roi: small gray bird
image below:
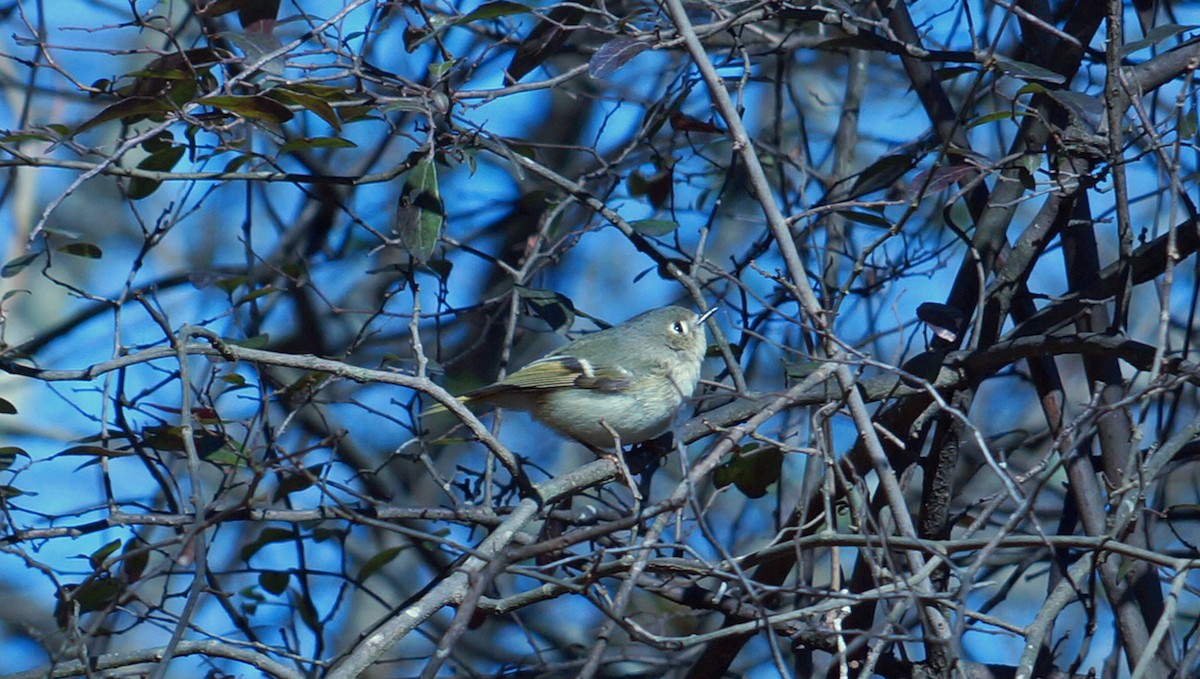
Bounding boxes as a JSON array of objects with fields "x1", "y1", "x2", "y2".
[{"x1": 427, "y1": 305, "x2": 714, "y2": 448}]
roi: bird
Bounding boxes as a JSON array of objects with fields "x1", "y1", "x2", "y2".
[{"x1": 425, "y1": 305, "x2": 715, "y2": 449}]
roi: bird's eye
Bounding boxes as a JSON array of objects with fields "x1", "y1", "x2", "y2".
[{"x1": 672, "y1": 321, "x2": 686, "y2": 334}]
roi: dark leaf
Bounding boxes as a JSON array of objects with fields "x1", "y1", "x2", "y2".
[
  {"x1": 127, "y1": 145, "x2": 186, "y2": 199},
  {"x1": 238, "y1": 0, "x2": 281, "y2": 28},
  {"x1": 916, "y1": 302, "x2": 965, "y2": 337},
  {"x1": 908, "y1": 163, "x2": 976, "y2": 197},
  {"x1": 934, "y1": 66, "x2": 979, "y2": 81},
  {"x1": 0, "y1": 397, "x2": 16, "y2": 414},
  {"x1": 273, "y1": 464, "x2": 327, "y2": 502},
  {"x1": 201, "y1": 94, "x2": 294, "y2": 124},
  {"x1": 195, "y1": 0, "x2": 256, "y2": 17},
  {"x1": 56, "y1": 445, "x2": 132, "y2": 458},
  {"x1": 1119, "y1": 23, "x2": 1197, "y2": 57},
  {"x1": 589, "y1": 37, "x2": 650, "y2": 78},
  {"x1": 2, "y1": 252, "x2": 41, "y2": 278},
  {"x1": 1045, "y1": 90, "x2": 1104, "y2": 128},
  {"x1": 74, "y1": 97, "x2": 174, "y2": 136},
  {"x1": 240, "y1": 527, "x2": 295, "y2": 562},
  {"x1": 259, "y1": 570, "x2": 289, "y2": 595},
  {"x1": 121, "y1": 541, "x2": 148, "y2": 583},
  {"x1": 279, "y1": 136, "x2": 357, "y2": 152},
  {"x1": 451, "y1": 1, "x2": 531, "y2": 25},
  {"x1": 843, "y1": 153, "x2": 917, "y2": 201},
  {"x1": 900, "y1": 351, "x2": 947, "y2": 382},
  {"x1": 783, "y1": 360, "x2": 825, "y2": 382},
  {"x1": 290, "y1": 588, "x2": 322, "y2": 635},
  {"x1": 835, "y1": 209, "x2": 892, "y2": 229},
  {"x1": 993, "y1": 56, "x2": 1066, "y2": 84},
  {"x1": 630, "y1": 219, "x2": 679, "y2": 236},
  {"x1": 669, "y1": 111, "x2": 723, "y2": 133},
  {"x1": 988, "y1": 429, "x2": 1032, "y2": 454},
  {"x1": 505, "y1": 3, "x2": 587, "y2": 83},
  {"x1": 643, "y1": 167, "x2": 673, "y2": 209},
  {"x1": 516, "y1": 286, "x2": 576, "y2": 333}
]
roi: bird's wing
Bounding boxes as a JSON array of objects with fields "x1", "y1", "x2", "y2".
[{"x1": 489, "y1": 355, "x2": 632, "y2": 393}]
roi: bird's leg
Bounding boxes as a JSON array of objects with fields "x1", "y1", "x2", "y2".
[{"x1": 594, "y1": 421, "x2": 642, "y2": 503}]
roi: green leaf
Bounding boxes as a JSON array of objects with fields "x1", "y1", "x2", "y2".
[
  {"x1": 714, "y1": 446, "x2": 784, "y2": 499},
  {"x1": 1014, "y1": 83, "x2": 1048, "y2": 98},
  {"x1": 202, "y1": 440, "x2": 250, "y2": 467},
  {"x1": 967, "y1": 110, "x2": 1032, "y2": 129},
  {"x1": 56, "y1": 242, "x2": 104, "y2": 259},
  {"x1": 235, "y1": 285, "x2": 282, "y2": 305},
  {"x1": 89, "y1": 539, "x2": 122, "y2": 569},
  {"x1": 140, "y1": 424, "x2": 229, "y2": 458},
  {"x1": 428, "y1": 60, "x2": 455, "y2": 78},
  {"x1": 0, "y1": 484, "x2": 28, "y2": 498},
  {"x1": 630, "y1": 219, "x2": 679, "y2": 236},
  {"x1": 227, "y1": 333, "x2": 270, "y2": 349},
  {"x1": 395, "y1": 159, "x2": 444, "y2": 265},
  {"x1": 0, "y1": 447, "x2": 28, "y2": 472},
  {"x1": 0, "y1": 132, "x2": 54, "y2": 143},
  {"x1": 357, "y1": 545, "x2": 407, "y2": 581},
  {"x1": 55, "y1": 573, "x2": 120, "y2": 627},
  {"x1": 1180, "y1": 106, "x2": 1198, "y2": 141},
  {"x1": 270, "y1": 87, "x2": 342, "y2": 131}
]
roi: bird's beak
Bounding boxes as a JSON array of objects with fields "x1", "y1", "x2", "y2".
[{"x1": 697, "y1": 307, "x2": 718, "y2": 323}]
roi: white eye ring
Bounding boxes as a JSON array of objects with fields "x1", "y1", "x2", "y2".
[{"x1": 672, "y1": 321, "x2": 686, "y2": 334}]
